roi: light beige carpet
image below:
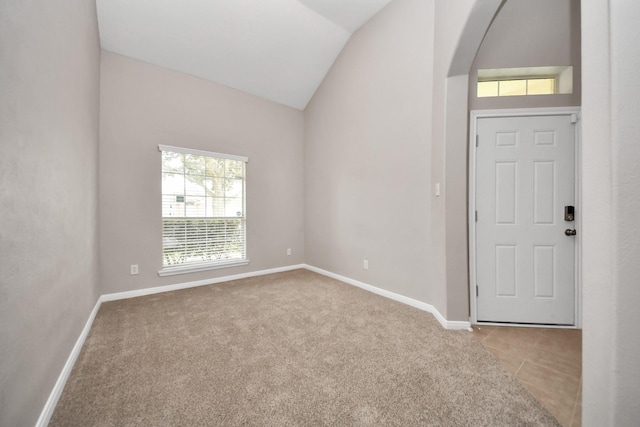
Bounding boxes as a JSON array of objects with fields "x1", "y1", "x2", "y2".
[{"x1": 50, "y1": 269, "x2": 560, "y2": 426}]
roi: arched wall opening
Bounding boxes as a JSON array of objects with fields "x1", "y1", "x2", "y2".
[
  {"x1": 437, "y1": 0, "x2": 581, "y2": 322},
  {"x1": 430, "y1": 0, "x2": 504, "y2": 322},
  {"x1": 441, "y1": 1, "x2": 640, "y2": 422}
]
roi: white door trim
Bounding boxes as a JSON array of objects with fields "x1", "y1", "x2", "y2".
[{"x1": 469, "y1": 107, "x2": 582, "y2": 328}]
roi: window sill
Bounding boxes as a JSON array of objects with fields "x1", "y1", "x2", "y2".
[{"x1": 158, "y1": 260, "x2": 250, "y2": 277}]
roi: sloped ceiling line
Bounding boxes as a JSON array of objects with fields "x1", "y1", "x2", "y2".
[{"x1": 97, "y1": 0, "x2": 393, "y2": 110}]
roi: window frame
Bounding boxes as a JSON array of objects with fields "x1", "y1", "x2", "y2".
[
  {"x1": 157, "y1": 145, "x2": 249, "y2": 277},
  {"x1": 477, "y1": 76, "x2": 558, "y2": 98},
  {"x1": 476, "y1": 66, "x2": 573, "y2": 98}
]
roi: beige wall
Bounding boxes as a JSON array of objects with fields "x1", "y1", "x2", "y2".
[
  {"x1": 430, "y1": 0, "x2": 485, "y2": 321},
  {"x1": 582, "y1": 0, "x2": 640, "y2": 424},
  {"x1": 0, "y1": 0, "x2": 101, "y2": 425},
  {"x1": 99, "y1": 52, "x2": 305, "y2": 294},
  {"x1": 9, "y1": 0, "x2": 640, "y2": 424},
  {"x1": 469, "y1": 0, "x2": 582, "y2": 110},
  {"x1": 304, "y1": 0, "x2": 435, "y2": 303}
]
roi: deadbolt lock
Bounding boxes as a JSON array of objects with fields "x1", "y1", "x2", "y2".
[{"x1": 564, "y1": 206, "x2": 575, "y2": 222}]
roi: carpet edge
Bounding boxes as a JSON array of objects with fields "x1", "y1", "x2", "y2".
[
  {"x1": 101, "y1": 264, "x2": 307, "y2": 302},
  {"x1": 36, "y1": 298, "x2": 102, "y2": 427},
  {"x1": 40, "y1": 262, "x2": 473, "y2": 425},
  {"x1": 303, "y1": 264, "x2": 472, "y2": 331}
]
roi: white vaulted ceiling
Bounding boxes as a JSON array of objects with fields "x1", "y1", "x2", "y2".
[{"x1": 96, "y1": 0, "x2": 393, "y2": 110}]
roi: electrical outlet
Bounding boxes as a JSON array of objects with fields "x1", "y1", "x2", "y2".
[
  {"x1": 287, "y1": 248, "x2": 292, "y2": 256},
  {"x1": 130, "y1": 264, "x2": 139, "y2": 275},
  {"x1": 363, "y1": 259, "x2": 369, "y2": 270}
]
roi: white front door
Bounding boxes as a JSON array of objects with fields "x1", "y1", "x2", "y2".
[{"x1": 474, "y1": 113, "x2": 577, "y2": 325}]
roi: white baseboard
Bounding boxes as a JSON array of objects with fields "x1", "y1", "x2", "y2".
[
  {"x1": 100, "y1": 264, "x2": 307, "y2": 302},
  {"x1": 303, "y1": 264, "x2": 472, "y2": 331},
  {"x1": 35, "y1": 263, "x2": 305, "y2": 426},
  {"x1": 35, "y1": 299, "x2": 102, "y2": 427},
  {"x1": 37, "y1": 262, "x2": 469, "y2": 425}
]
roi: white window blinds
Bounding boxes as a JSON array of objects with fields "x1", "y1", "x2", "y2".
[{"x1": 159, "y1": 145, "x2": 248, "y2": 273}]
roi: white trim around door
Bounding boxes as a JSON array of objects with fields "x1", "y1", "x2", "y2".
[{"x1": 469, "y1": 107, "x2": 582, "y2": 328}]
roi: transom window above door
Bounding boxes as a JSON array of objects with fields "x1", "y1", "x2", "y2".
[{"x1": 477, "y1": 66, "x2": 573, "y2": 98}]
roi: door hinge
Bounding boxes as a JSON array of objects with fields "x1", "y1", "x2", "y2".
[
  {"x1": 475, "y1": 210, "x2": 478, "y2": 222},
  {"x1": 476, "y1": 135, "x2": 479, "y2": 147},
  {"x1": 476, "y1": 285, "x2": 479, "y2": 297}
]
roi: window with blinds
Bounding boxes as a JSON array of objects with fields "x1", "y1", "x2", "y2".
[{"x1": 158, "y1": 145, "x2": 248, "y2": 275}]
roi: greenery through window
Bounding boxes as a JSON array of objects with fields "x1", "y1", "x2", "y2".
[{"x1": 160, "y1": 146, "x2": 247, "y2": 271}]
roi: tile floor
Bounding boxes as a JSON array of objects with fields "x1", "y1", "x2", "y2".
[{"x1": 472, "y1": 325, "x2": 582, "y2": 427}]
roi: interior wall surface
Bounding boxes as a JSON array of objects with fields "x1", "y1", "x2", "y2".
[
  {"x1": 429, "y1": 0, "x2": 478, "y2": 321},
  {"x1": 304, "y1": 0, "x2": 436, "y2": 304},
  {"x1": 608, "y1": 0, "x2": 640, "y2": 419},
  {"x1": 431, "y1": 0, "x2": 503, "y2": 321},
  {"x1": 469, "y1": 0, "x2": 582, "y2": 110},
  {"x1": 99, "y1": 52, "x2": 305, "y2": 294},
  {"x1": 581, "y1": 0, "x2": 640, "y2": 424},
  {"x1": 0, "y1": 0, "x2": 101, "y2": 425}
]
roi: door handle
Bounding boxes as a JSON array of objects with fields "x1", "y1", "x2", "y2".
[{"x1": 565, "y1": 229, "x2": 577, "y2": 236}]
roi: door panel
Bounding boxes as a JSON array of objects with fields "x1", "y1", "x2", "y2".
[{"x1": 475, "y1": 115, "x2": 576, "y2": 325}]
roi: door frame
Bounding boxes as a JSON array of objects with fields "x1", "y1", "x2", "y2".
[{"x1": 468, "y1": 107, "x2": 582, "y2": 328}]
